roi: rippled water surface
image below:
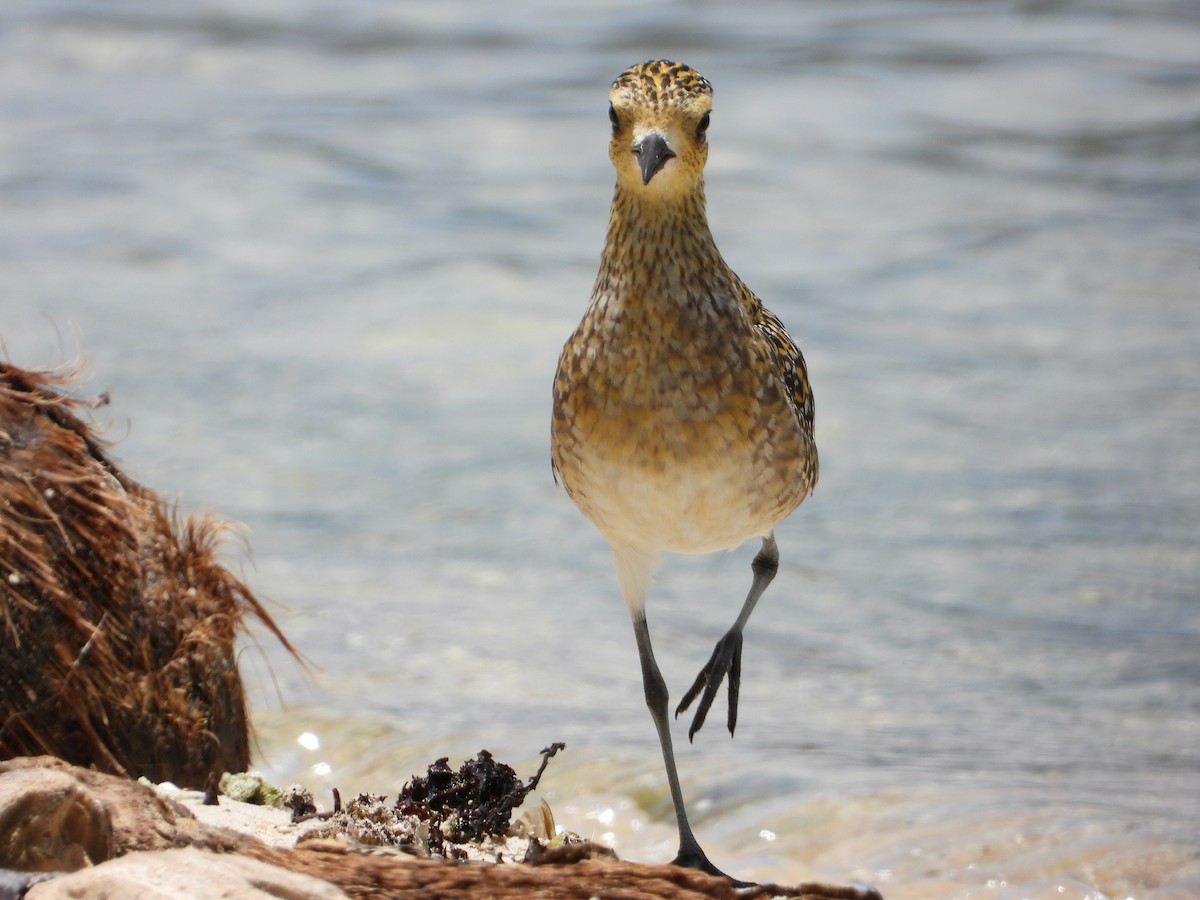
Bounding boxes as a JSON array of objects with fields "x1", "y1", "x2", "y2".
[{"x1": 4, "y1": 2, "x2": 1199, "y2": 897}]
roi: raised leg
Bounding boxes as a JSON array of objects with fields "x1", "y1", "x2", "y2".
[{"x1": 676, "y1": 532, "x2": 779, "y2": 741}]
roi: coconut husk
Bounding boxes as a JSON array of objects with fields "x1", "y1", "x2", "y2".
[{"x1": 0, "y1": 362, "x2": 297, "y2": 788}]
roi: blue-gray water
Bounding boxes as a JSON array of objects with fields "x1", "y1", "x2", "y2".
[{"x1": 4, "y1": 2, "x2": 1199, "y2": 897}]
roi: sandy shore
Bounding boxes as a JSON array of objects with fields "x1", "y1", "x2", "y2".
[{"x1": 0, "y1": 756, "x2": 880, "y2": 899}]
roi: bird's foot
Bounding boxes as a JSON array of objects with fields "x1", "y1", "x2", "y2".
[
  {"x1": 672, "y1": 844, "x2": 754, "y2": 888},
  {"x1": 675, "y1": 628, "x2": 742, "y2": 741},
  {"x1": 675, "y1": 846, "x2": 885, "y2": 898}
]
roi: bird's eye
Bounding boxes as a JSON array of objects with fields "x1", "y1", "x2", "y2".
[
  {"x1": 696, "y1": 111, "x2": 711, "y2": 139},
  {"x1": 608, "y1": 103, "x2": 620, "y2": 134}
]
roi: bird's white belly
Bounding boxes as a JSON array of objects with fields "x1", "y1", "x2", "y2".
[{"x1": 569, "y1": 450, "x2": 779, "y2": 555}]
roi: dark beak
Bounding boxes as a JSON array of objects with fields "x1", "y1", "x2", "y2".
[{"x1": 633, "y1": 132, "x2": 675, "y2": 185}]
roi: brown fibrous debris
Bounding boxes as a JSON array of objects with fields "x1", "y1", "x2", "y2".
[{"x1": 0, "y1": 362, "x2": 299, "y2": 788}]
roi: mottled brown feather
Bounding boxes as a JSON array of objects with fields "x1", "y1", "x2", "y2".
[{"x1": 552, "y1": 60, "x2": 816, "y2": 557}]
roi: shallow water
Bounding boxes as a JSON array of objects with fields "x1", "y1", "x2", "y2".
[{"x1": 4, "y1": 1, "x2": 1199, "y2": 896}]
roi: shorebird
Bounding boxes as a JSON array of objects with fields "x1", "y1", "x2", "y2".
[{"x1": 551, "y1": 60, "x2": 818, "y2": 882}]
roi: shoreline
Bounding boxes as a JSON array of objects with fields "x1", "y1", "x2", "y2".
[{"x1": 0, "y1": 755, "x2": 877, "y2": 899}]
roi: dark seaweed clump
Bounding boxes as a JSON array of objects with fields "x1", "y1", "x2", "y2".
[{"x1": 396, "y1": 743, "x2": 565, "y2": 854}]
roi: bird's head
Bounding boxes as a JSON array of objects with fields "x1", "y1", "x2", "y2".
[{"x1": 607, "y1": 60, "x2": 713, "y2": 199}]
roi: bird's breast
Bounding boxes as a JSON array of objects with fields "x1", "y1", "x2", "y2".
[{"x1": 551, "y1": 289, "x2": 813, "y2": 553}]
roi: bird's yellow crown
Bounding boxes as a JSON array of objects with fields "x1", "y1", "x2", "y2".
[{"x1": 608, "y1": 60, "x2": 714, "y2": 198}]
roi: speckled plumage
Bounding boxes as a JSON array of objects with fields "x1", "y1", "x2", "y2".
[
  {"x1": 549, "y1": 60, "x2": 819, "y2": 884},
  {"x1": 552, "y1": 60, "x2": 816, "y2": 561}
]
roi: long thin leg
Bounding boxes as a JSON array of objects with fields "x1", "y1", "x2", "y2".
[
  {"x1": 610, "y1": 543, "x2": 748, "y2": 884},
  {"x1": 676, "y1": 532, "x2": 779, "y2": 741},
  {"x1": 632, "y1": 613, "x2": 748, "y2": 886}
]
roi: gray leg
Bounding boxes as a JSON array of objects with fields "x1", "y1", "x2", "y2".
[
  {"x1": 675, "y1": 532, "x2": 779, "y2": 741},
  {"x1": 632, "y1": 614, "x2": 747, "y2": 884}
]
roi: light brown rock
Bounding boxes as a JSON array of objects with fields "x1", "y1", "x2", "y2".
[
  {"x1": 25, "y1": 847, "x2": 347, "y2": 900},
  {"x1": 0, "y1": 757, "x2": 251, "y2": 859},
  {"x1": 0, "y1": 767, "x2": 112, "y2": 871}
]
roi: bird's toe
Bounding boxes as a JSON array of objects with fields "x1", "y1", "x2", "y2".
[{"x1": 675, "y1": 629, "x2": 743, "y2": 741}]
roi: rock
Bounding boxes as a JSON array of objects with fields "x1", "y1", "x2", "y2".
[
  {"x1": 0, "y1": 757, "x2": 251, "y2": 858},
  {"x1": 0, "y1": 363, "x2": 298, "y2": 789},
  {"x1": 219, "y1": 772, "x2": 282, "y2": 807},
  {"x1": 0, "y1": 759, "x2": 334, "y2": 898},
  {"x1": 24, "y1": 847, "x2": 348, "y2": 900},
  {"x1": 0, "y1": 766, "x2": 112, "y2": 872}
]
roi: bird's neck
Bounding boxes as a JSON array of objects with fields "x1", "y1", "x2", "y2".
[{"x1": 597, "y1": 181, "x2": 728, "y2": 302}]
